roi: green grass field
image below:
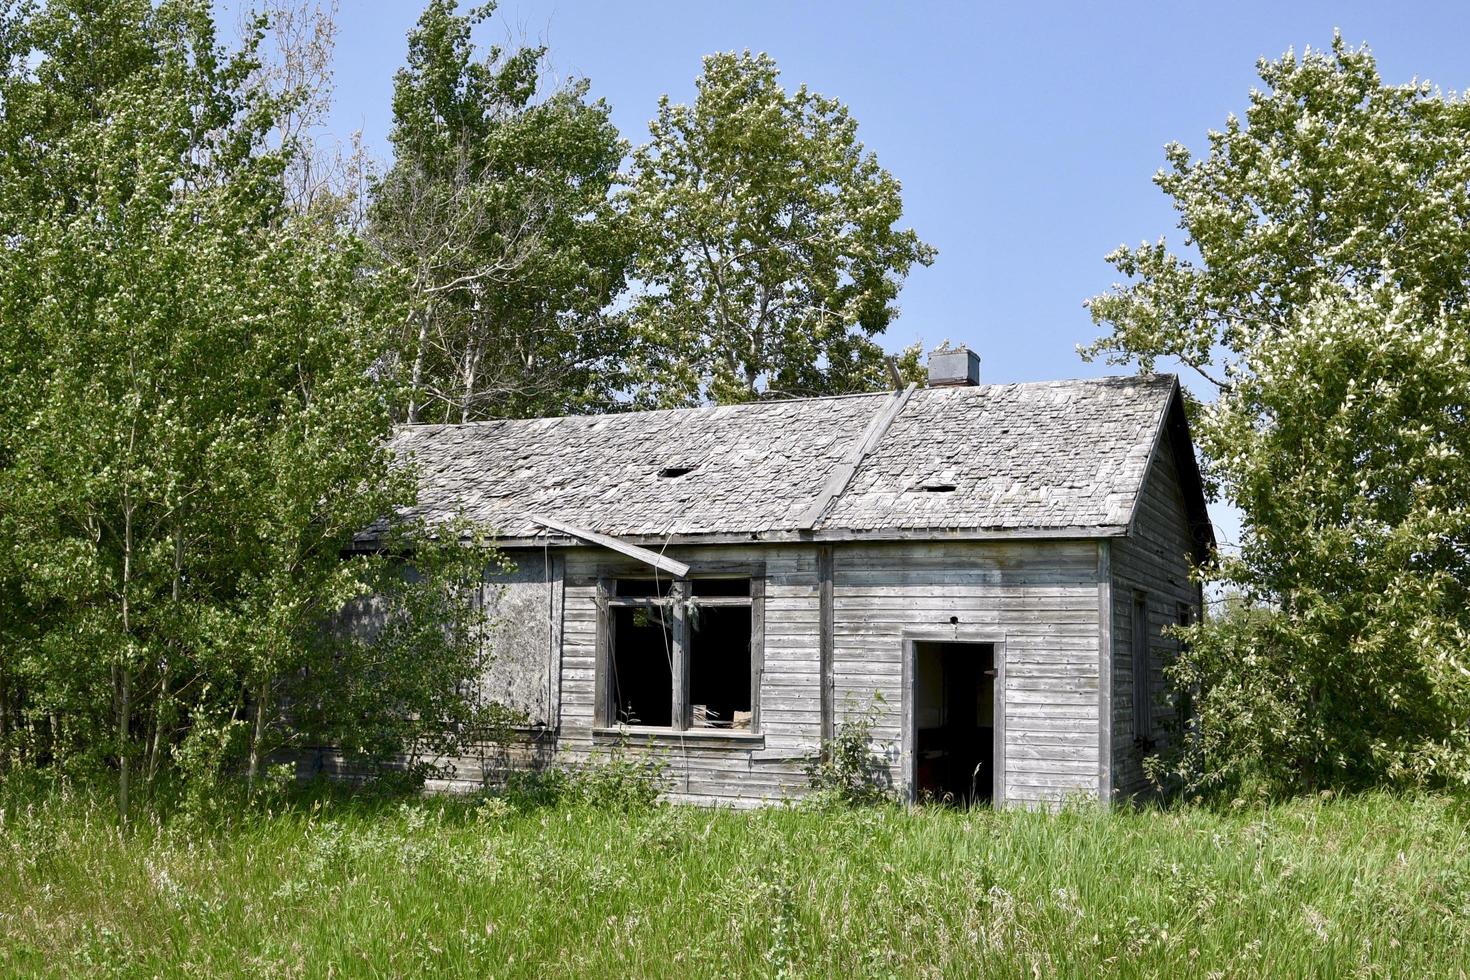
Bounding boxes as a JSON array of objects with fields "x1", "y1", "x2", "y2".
[{"x1": 2, "y1": 785, "x2": 1468, "y2": 978}]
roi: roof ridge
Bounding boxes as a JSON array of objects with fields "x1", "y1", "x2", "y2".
[
  {"x1": 393, "y1": 372, "x2": 1177, "y2": 433},
  {"x1": 392, "y1": 387, "x2": 893, "y2": 432}
]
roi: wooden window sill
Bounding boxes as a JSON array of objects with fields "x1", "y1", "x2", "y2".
[{"x1": 592, "y1": 726, "x2": 764, "y2": 747}]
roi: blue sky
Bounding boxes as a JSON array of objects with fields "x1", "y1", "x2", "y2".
[{"x1": 227, "y1": 1, "x2": 1470, "y2": 545}]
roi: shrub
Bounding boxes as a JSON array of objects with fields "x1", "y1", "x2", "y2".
[
  {"x1": 498, "y1": 739, "x2": 667, "y2": 812},
  {"x1": 805, "y1": 695, "x2": 895, "y2": 806}
]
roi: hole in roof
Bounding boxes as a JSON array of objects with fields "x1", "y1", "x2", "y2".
[
  {"x1": 921, "y1": 483, "x2": 957, "y2": 493},
  {"x1": 658, "y1": 465, "x2": 697, "y2": 479}
]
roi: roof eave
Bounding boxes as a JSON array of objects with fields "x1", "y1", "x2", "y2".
[
  {"x1": 347, "y1": 523, "x2": 1131, "y2": 553},
  {"x1": 1121, "y1": 375, "x2": 1216, "y2": 562}
]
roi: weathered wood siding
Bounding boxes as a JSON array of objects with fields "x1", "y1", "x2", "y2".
[
  {"x1": 830, "y1": 540, "x2": 1103, "y2": 807},
  {"x1": 478, "y1": 555, "x2": 564, "y2": 728},
  {"x1": 553, "y1": 545, "x2": 818, "y2": 806},
  {"x1": 330, "y1": 538, "x2": 1117, "y2": 807},
  {"x1": 451, "y1": 541, "x2": 1105, "y2": 806},
  {"x1": 1109, "y1": 435, "x2": 1200, "y2": 800}
]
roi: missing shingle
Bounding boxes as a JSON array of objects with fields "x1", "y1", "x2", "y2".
[
  {"x1": 918, "y1": 468, "x2": 958, "y2": 493},
  {"x1": 658, "y1": 465, "x2": 697, "y2": 479}
]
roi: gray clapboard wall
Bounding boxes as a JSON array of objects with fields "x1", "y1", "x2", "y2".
[
  {"x1": 340, "y1": 509, "x2": 1195, "y2": 806},
  {"x1": 830, "y1": 540, "x2": 1103, "y2": 806},
  {"x1": 1109, "y1": 434, "x2": 1200, "y2": 800},
  {"x1": 460, "y1": 538, "x2": 1107, "y2": 807},
  {"x1": 554, "y1": 545, "x2": 817, "y2": 807}
]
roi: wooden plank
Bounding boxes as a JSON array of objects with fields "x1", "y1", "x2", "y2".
[
  {"x1": 672, "y1": 582, "x2": 689, "y2": 731},
  {"x1": 900, "y1": 636, "x2": 914, "y2": 801},
  {"x1": 751, "y1": 575, "x2": 766, "y2": 734},
  {"x1": 549, "y1": 554, "x2": 565, "y2": 732},
  {"x1": 1097, "y1": 539, "x2": 1112, "y2": 803},
  {"x1": 592, "y1": 577, "x2": 610, "y2": 728},
  {"x1": 995, "y1": 640, "x2": 1008, "y2": 806},
  {"x1": 796, "y1": 383, "x2": 917, "y2": 530},
  {"x1": 818, "y1": 545, "x2": 834, "y2": 744},
  {"x1": 525, "y1": 513, "x2": 691, "y2": 578}
]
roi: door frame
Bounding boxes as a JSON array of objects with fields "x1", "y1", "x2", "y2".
[{"x1": 900, "y1": 630, "x2": 1007, "y2": 806}]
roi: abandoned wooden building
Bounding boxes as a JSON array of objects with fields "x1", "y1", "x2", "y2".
[{"x1": 355, "y1": 347, "x2": 1214, "y2": 807}]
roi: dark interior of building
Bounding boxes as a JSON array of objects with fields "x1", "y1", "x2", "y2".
[
  {"x1": 688, "y1": 605, "x2": 752, "y2": 728},
  {"x1": 609, "y1": 607, "x2": 673, "y2": 727},
  {"x1": 914, "y1": 641, "x2": 995, "y2": 805}
]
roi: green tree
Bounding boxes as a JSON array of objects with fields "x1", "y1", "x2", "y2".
[
  {"x1": 369, "y1": 0, "x2": 631, "y2": 423},
  {"x1": 0, "y1": 0, "x2": 500, "y2": 814},
  {"x1": 625, "y1": 51, "x2": 934, "y2": 406},
  {"x1": 1085, "y1": 36, "x2": 1470, "y2": 793}
]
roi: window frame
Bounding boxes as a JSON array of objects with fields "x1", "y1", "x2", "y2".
[
  {"x1": 594, "y1": 562, "x2": 765, "y2": 735},
  {"x1": 1131, "y1": 591, "x2": 1153, "y2": 747}
]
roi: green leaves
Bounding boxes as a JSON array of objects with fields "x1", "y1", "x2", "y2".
[
  {"x1": 1095, "y1": 36, "x2": 1470, "y2": 794},
  {"x1": 624, "y1": 51, "x2": 934, "y2": 406},
  {"x1": 0, "y1": 0, "x2": 492, "y2": 801},
  {"x1": 0, "y1": 2, "x2": 937, "y2": 802},
  {"x1": 370, "y1": 0, "x2": 631, "y2": 423}
]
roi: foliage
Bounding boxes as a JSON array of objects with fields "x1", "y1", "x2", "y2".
[
  {"x1": 805, "y1": 695, "x2": 896, "y2": 806},
  {"x1": 5, "y1": 783, "x2": 1470, "y2": 976},
  {"x1": 497, "y1": 739, "x2": 667, "y2": 813},
  {"x1": 625, "y1": 51, "x2": 934, "y2": 406},
  {"x1": 1083, "y1": 36, "x2": 1470, "y2": 794},
  {"x1": 368, "y1": 0, "x2": 631, "y2": 423},
  {"x1": 293, "y1": 521, "x2": 522, "y2": 783},
  {"x1": 250, "y1": 0, "x2": 375, "y2": 228},
  {"x1": 0, "y1": 0, "x2": 507, "y2": 812}
]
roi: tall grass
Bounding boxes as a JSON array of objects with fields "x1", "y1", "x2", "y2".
[{"x1": 2, "y1": 781, "x2": 1468, "y2": 977}]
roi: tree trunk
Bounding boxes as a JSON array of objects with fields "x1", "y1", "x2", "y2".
[
  {"x1": 148, "y1": 526, "x2": 184, "y2": 786},
  {"x1": 0, "y1": 672, "x2": 9, "y2": 773},
  {"x1": 147, "y1": 665, "x2": 169, "y2": 786},
  {"x1": 118, "y1": 498, "x2": 134, "y2": 825},
  {"x1": 247, "y1": 677, "x2": 271, "y2": 791},
  {"x1": 407, "y1": 303, "x2": 431, "y2": 424},
  {"x1": 115, "y1": 667, "x2": 131, "y2": 822},
  {"x1": 460, "y1": 339, "x2": 483, "y2": 424}
]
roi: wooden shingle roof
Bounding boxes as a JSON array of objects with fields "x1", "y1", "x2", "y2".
[{"x1": 384, "y1": 374, "x2": 1187, "y2": 546}]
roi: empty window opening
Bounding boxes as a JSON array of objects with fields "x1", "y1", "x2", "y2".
[
  {"x1": 914, "y1": 641, "x2": 996, "y2": 806},
  {"x1": 657, "y1": 465, "x2": 697, "y2": 478},
  {"x1": 605, "y1": 575, "x2": 757, "y2": 731},
  {"x1": 689, "y1": 605, "x2": 752, "y2": 729},
  {"x1": 692, "y1": 577, "x2": 749, "y2": 597},
  {"x1": 609, "y1": 605, "x2": 673, "y2": 727},
  {"x1": 920, "y1": 483, "x2": 957, "y2": 492}
]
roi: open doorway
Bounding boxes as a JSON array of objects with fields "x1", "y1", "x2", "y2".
[{"x1": 914, "y1": 641, "x2": 997, "y2": 805}]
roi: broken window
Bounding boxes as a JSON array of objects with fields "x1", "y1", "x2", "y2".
[
  {"x1": 688, "y1": 604, "x2": 752, "y2": 728},
  {"x1": 609, "y1": 604, "x2": 674, "y2": 726},
  {"x1": 604, "y1": 574, "x2": 759, "y2": 732}
]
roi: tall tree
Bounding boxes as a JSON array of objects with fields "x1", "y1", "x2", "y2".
[
  {"x1": 369, "y1": 0, "x2": 631, "y2": 423},
  {"x1": 625, "y1": 51, "x2": 934, "y2": 406},
  {"x1": 247, "y1": 0, "x2": 374, "y2": 228},
  {"x1": 0, "y1": 0, "x2": 496, "y2": 812},
  {"x1": 1084, "y1": 36, "x2": 1470, "y2": 793}
]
